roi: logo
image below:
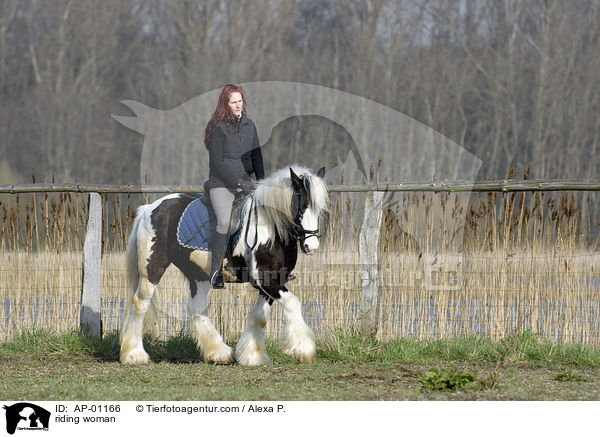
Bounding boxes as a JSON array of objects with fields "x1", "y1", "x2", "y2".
[{"x1": 3, "y1": 403, "x2": 50, "y2": 435}]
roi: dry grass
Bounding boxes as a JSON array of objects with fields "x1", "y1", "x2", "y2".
[{"x1": 1, "y1": 181, "x2": 599, "y2": 347}]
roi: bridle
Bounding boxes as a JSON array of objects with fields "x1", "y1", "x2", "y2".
[
  {"x1": 290, "y1": 189, "x2": 321, "y2": 254},
  {"x1": 243, "y1": 187, "x2": 321, "y2": 254}
]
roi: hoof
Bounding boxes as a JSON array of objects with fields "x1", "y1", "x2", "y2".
[
  {"x1": 236, "y1": 351, "x2": 272, "y2": 366},
  {"x1": 283, "y1": 342, "x2": 316, "y2": 364},
  {"x1": 295, "y1": 345, "x2": 316, "y2": 364},
  {"x1": 281, "y1": 327, "x2": 316, "y2": 364},
  {"x1": 235, "y1": 343, "x2": 272, "y2": 366},
  {"x1": 204, "y1": 345, "x2": 235, "y2": 365},
  {"x1": 120, "y1": 347, "x2": 150, "y2": 364}
]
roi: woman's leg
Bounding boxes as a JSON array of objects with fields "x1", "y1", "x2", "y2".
[{"x1": 209, "y1": 188, "x2": 235, "y2": 288}]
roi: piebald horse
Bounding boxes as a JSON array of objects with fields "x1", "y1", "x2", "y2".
[{"x1": 120, "y1": 166, "x2": 329, "y2": 365}]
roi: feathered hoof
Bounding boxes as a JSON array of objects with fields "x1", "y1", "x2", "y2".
[
  {"x1": 204, "y1": 344, "x2": 235, "y2": 365},
  {"x1": 234, "y1": 344, "x2": 272, "y2": 366},
  {"x1": 283, "y1": 342, "x2": 316, "y2": 364},
  {"x1": 236, "y1": 352, "x2": 272, "y2": 366},
  {"x1": 120, "y1": 347, "x2": 150, "y2": 364},
  {"x1": 280, "y1": 325, "x2": 316, "y2": 364},
  {"x1": 296, "y1": 346, "x2": 316, "y2": 364}
]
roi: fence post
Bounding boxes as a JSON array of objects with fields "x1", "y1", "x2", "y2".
[
  {"x1": 80, "y1": 192, "x2": 102, "y2": 337},
  {"x1": 359, "y1": 190, "x2": 384, "y2": 336}
]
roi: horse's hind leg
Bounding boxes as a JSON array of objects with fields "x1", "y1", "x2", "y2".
[
  {"x1": 187, "y1": 279, "x2": 234, "y2": 364},
  {"x1": 235, "y1": 294, "x2": 272, "y2": 366},
  {"x1": 121, "y1": 209, "x2": 168, "y2": 364},
  {"x1": 278, "y1": 289, "x2": 316, "y2": 364}
]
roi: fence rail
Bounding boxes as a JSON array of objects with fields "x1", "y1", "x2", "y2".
[
  {"x1": 2, "y1": 179, "x2": 600, "y2": 339},
  {"x1": 2, "y1": 178, "x2": 600, "y2": 194}
]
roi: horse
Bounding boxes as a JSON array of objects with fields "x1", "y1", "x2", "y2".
[{"x1": 120, "y1": 166, "x2": 329, "y2": 366}]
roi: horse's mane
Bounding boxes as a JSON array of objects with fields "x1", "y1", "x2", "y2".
[{"x1": 246, "y1": 165, "x2": 329, "y2": 246}]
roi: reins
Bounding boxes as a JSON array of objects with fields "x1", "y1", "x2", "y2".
[{"x1": 243, "y1": 196, "x2": 259, "y2": 252}]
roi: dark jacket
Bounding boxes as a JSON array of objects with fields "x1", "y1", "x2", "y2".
[{"x1": 207, "y1": 113, "x2": 265, "y2": 191}]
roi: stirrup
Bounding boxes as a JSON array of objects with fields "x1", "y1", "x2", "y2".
[{"x1": 211, "y1": 270, "x2": 225, "y2": 289}]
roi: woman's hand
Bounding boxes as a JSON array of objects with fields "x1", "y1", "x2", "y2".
[{"x1": 236, "y1": 180, "x2": 255, "y2": 193}]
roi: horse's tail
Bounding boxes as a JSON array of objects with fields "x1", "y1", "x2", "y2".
[
  {"x1": 122, "y1": 204, "x2": 158, "y2": 339},
  {"x1": 126, "y1": 205, "x2": 147, "y2": 294}
]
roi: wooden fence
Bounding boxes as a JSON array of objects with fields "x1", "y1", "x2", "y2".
[
  {"x1": 1, "y1": 178, "x2": 600, "y2": 338},
  {"x1": 2, "y1": 179, "x2": 600, "y2": 194}
]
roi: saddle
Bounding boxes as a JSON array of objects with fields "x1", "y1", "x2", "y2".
[{"x1": 176, "y1": 193, "x2": 244, "y2": 252}]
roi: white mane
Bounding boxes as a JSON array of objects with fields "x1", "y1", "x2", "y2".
[{"x1": 241, "y1": 165, "x2": 329, "y2": 248}]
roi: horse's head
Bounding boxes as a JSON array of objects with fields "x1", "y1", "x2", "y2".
[
  {"x1": 289, "y1": 166, "x2": 328, "y2": 255},
  {"x1": 250, "y1": 165, "x2": 329, "y2": 254}
]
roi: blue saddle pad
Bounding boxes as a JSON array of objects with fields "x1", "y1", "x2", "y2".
[{"x1": 177, "y1": 196, "x2": 242, "y2": 251}]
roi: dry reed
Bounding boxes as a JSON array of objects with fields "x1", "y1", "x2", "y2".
[{"x1": 1, "y1": 174, "x2": 599, "y2": 348}]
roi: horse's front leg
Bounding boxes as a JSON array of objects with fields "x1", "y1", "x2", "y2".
[
  {"x1": 277, "y1": 287, "x2": 316, "y2": 364},
  {"x1": 187, "y1": 280, "x2": 234, "y2": 365},
  {"x1": 235, "y1": 294, "x2": 272, "y2": 366}
]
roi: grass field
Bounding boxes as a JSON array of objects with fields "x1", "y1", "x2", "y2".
[{"x1": 1, "y1": 330, "x2": 599, "y2": 401}]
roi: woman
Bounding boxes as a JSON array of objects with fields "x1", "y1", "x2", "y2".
[{"x1": 204, "y1": 84, "x2": 265, "y2": 288}]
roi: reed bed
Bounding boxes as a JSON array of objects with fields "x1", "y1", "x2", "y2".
[{"x1": 1, "y1": 178, "x2": 599, "y2": 347}]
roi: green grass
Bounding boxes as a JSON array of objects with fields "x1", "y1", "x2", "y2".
[
  {"x1": 418, "y1": 367, "x2": 476, "y2": 392},
  {"x1": 318, "y1": 330, "x2": 600, "y2": 366},
  {"x1": 554, "y1": 372, "x2": 589, "y2": 383},
  {"x1": 1, "y1": 330, "x2": 599, "y2": 400}
]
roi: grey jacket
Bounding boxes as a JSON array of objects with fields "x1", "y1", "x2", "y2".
[{"x1": 207, "y1": 113, "x2": 265, "y2": 191}]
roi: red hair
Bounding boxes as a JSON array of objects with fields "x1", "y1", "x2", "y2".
[{"x1": 204, "y1": 84, "x2": 248, "y2": 149}]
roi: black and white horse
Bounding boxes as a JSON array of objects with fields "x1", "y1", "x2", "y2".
[{"x1": 120, "y1": 166, "x2": 329, "y2": 365}]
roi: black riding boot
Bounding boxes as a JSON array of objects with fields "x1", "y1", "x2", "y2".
[{"x1": 210, "y1": 231, "x2": 228, "y2": 289}]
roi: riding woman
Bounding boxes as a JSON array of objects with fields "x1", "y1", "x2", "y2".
[{"x1": 204, "y1": 84, "x2": 265, "y2": 288}]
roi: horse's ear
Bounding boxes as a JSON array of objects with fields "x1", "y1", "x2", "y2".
[
  {"x1": 290, "y1": 168, "x2": 302, "y2": 190},
  {"x1": 317, "y1": 167, "x2": 326, "y2": 178}
]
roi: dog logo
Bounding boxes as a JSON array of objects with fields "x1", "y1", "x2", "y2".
[{"x1": 3, "y1": 403, "x2": 51, "y2": 435}]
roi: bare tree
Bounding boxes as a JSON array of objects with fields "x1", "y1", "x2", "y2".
[{"x1": 0, "y1": 0, "x2": 599, "y2": 186}]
